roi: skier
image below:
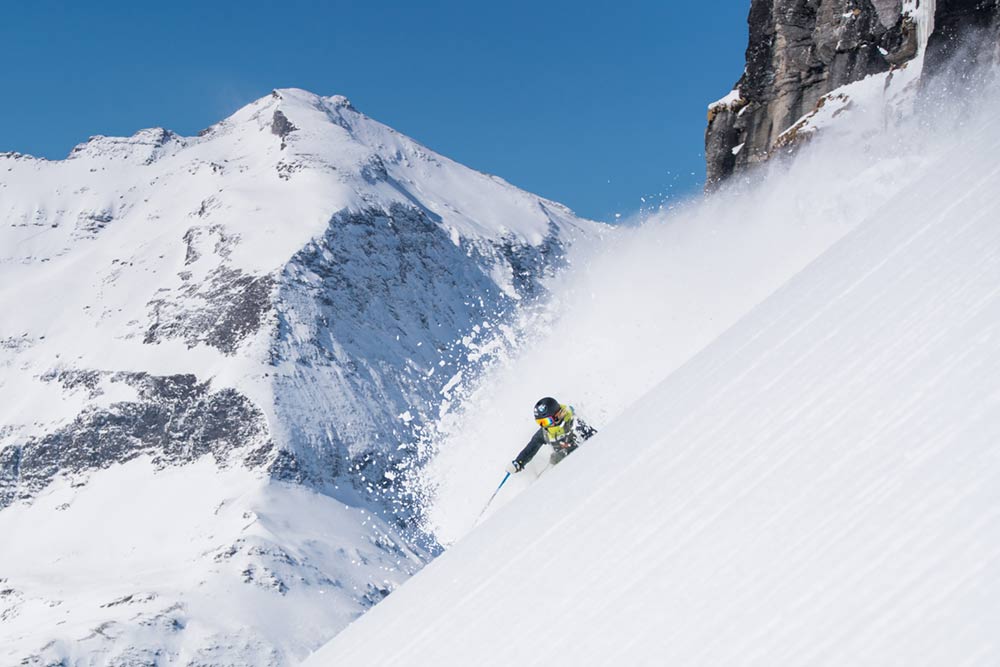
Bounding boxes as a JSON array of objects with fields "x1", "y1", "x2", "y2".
[{"x1": 506, "y1": 397, "x2": 596, "y2": 473}]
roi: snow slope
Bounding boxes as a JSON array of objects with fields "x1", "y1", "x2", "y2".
[
  {"x1": 306, "y1": 75, "x2": 1000, "y2": 665},
  {"x1": 419, "y1": 82, "x2": 937, "y2": 545},
  {"x1": 0, "y1": 459, "x2": 425, "y2": 666}
]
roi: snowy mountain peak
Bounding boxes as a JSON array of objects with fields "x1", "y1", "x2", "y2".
[
  {"x1": 268, "y1": 87, "x2": 354, "y2": 111},
  {"x1": 209, "y1": 88, "x2": 360, "y2": 150},
  {"x1": 0, "y1": 84, "x2": 602, "y2": 665},
  {"x1": 0, "y1": 84, "x2": 600, "y2": 489}
]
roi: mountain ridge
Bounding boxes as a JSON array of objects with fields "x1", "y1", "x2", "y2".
[{"x1": 0, "y1": 86, "x2": 603, "y2": 665}]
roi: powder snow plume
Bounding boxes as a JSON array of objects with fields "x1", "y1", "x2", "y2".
[
  {"x1": 309, "y1": 59, "x2": 1000, "y2": 667},
  {"x1": 417, "y1": 58, "x2": 1000, "y2": 546}
]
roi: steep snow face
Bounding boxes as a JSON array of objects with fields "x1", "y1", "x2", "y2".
[
  {"x1": 0, "y1": 89, "x2": 600, "y2": 663},
  {"x1": 308, "y1": 75, "x2": 1000, "y2": 665},
  {"x1": 419, "y1": 85, "x2": 938, "y2": 545}
]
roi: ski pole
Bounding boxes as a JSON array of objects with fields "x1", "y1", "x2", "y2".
[{"x1": 475, "y1": 471, "x2": 511, "y2": 523}]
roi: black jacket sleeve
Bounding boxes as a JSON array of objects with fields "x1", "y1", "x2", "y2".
[{"x1": 514, "y1": 429, "x2": 546, "y2": 468}]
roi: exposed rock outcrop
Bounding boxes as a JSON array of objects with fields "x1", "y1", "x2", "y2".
[
  {"x1": 706, "y1": 0, "x2": 918, "y2": 186},
  {"x1": 271, "y1": 109, "x2": 298, "y2": 149},
  {"x1": 144, "y1": 266, "x2": 275, "y2": 355},
  {"x1": 0, "y1": 373, "x2": 272, "y2": 508},
  {"x1": 707, "y1": 0, "x2": 1000, "y2": 186}
]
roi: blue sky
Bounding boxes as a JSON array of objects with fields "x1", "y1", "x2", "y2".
[{"x1": 1, "y1": 1, "x2": 750, "y2": 221}]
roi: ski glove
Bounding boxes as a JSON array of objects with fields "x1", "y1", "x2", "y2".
[{"x1": 506, "y1": 461, "x2": 524, "y2": 474}]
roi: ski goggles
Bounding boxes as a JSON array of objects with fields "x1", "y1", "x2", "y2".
[{"x1": 535, "y1": 411, "x2": 563, "y2": 428}]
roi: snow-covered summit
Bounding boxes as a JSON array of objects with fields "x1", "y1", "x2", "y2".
[
  {"x1": 0, "y1": 85, "x2": 601, "y2": 483},
  {"x1": 0, "y1": 87, "x2": 602, "y2": 664},
  {"x1": 181, "y1": 87, "x2": 585, "y2": 246}
]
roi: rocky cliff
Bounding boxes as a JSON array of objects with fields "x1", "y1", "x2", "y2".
[{"x1": 706, "y1": 0, "x2": 1000, "y2": 187}]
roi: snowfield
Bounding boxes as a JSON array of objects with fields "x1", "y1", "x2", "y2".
[
  {"x1": 0, "y1": 458, "x2": 426, "y2": 666},
  {"x1": 305, "y1": 75, "x2": 1000, "y2": 665}
]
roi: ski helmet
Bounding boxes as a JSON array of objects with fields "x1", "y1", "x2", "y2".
[{"x1": 534, "y1": 397, "x2": 561, "y2": 422}]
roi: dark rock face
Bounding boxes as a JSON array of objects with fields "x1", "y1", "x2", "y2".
[
  {"x1": 925, "y1": 0, "x2": 1000, "y2": 77},
  {"x1": 706, "y1": 0, "x2": 917, "y2": 186},
  {"x1": 271, "y1": 110, "x2": 298, "y2": 150},
  {"x1": 0, "y1": 373, "x2": 272, "y2": 508},
  {"x1": 145, "y1": 266, "x2": 274, "y2": 355},
  {"x1": 268, "y1": 203, "x2": 565, "y2": 520},
  {"x1": 497, "y1": 222, "x2": 566, "y2": 300},
  {"x1": 145, "y1": 223, "x2": 276, "y2": 355}
]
